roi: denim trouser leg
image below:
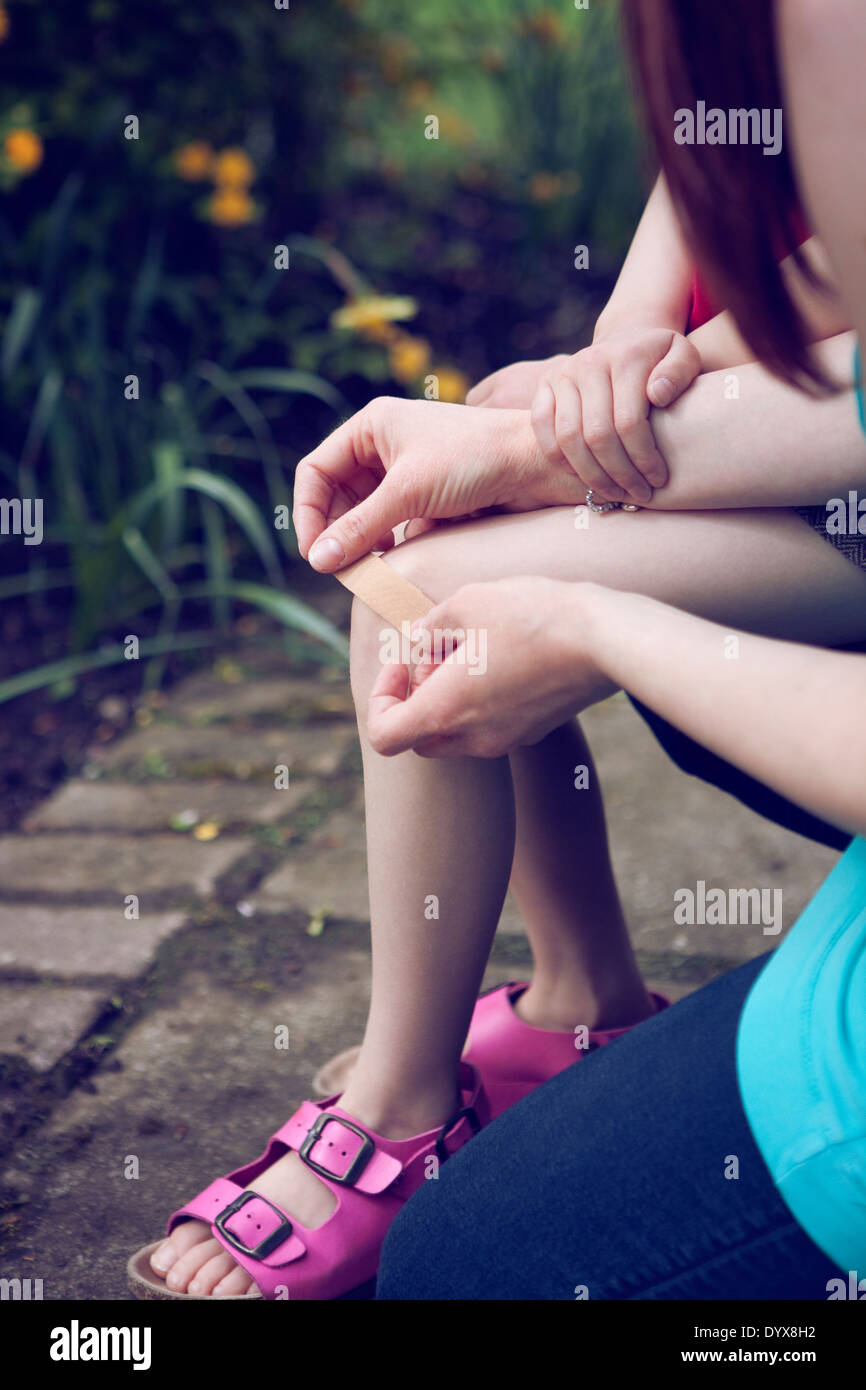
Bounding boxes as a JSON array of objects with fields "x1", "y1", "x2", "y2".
[{"x1": 377, "y1": 954, "x2": 842, "y2": 1300}]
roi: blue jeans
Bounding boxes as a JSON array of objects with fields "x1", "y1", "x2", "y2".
[{"x1": 376, "y1": 955, "x2": 843, "y2": 1300}]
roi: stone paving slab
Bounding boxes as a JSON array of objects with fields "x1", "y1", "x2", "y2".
[
  {"x1": 171, "y1": 673, "x2": 354, "y2": 724},
  {"x1": 25, "y1": 779, "x2": 313, "y2": 833},
  {"x1": 0, "y1": 906, "x2": 187, "y2": 979},
  {"x1": 254, "y1": 788, "x2": 369, "y2": 919},
  {"x1": 0, "y1": 984, "x2": 107, "y2": 1073},
  {"x1": 92, "y1": 721, "x2": 357, "y2": 780},
  {"x1": 0, "y1": 834, "x2": 248, "y2": 902}
]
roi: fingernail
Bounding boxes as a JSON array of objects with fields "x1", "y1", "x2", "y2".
[
  {"x1": 309, "y1": 537, "x2": 345, "y2": 571},
  {"x1": 152, "y1": 1244, "x2": 175, "y2": 1273},
  {"x1": 189, "y1": 1279, "x2": 201, "y2": 1295},
  {"x1": 648, "y1": 376, "x2": 675, "y2": 407}
]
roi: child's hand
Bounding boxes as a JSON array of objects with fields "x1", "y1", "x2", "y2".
[
  {"x1": 529, "y1": 328, "x2": 700, "y2": 504},
  {"x1": 465, "y1": 356, "x2": 570, "y2": 410}
]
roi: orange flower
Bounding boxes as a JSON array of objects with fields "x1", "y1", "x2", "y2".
[
  {"x1": 405, "y1": 79, "x2": 433, "y2": 109},
  {"x1": 529, "y1": 171, "x2": 563, "y2": 203},
  {"x1": 523, "y1": 12, "x2": 565, "y2": 44},
  {"x1": 5, "y1": 129, "x2": 43, "y2": 174},
  {"x1": 208, "y1": 186, "x2": 255, "y2": 226},
  {"x1": 430, "y1": 367, "x2": 469, "y2": 403},
  {"x1": 389, "y1": 334, "x2": 431, "y2": 383},
  {"x1": 480, "y1": 46, "x2": 506, "y2": 72},
  {"x1": 174, "y1": 140, "x2": 213, "y2": 181},
  {"x1": 212, "y1": 147, "x2": 255, "y2": 188},
  {"x1": 379, "y1": 37, "x2": 414, "y2": 85}
]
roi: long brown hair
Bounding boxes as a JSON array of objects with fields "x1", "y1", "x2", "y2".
[{"x1": 621, "y1": 0, "x2": 832, "y2": 390}]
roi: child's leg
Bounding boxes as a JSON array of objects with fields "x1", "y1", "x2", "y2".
[
  {"x1": 151, "y1": 503, "x2": 866, "y2": 1296},
  {"x1": 335, "y1": 610, "x2": 516, "y2": 1133},
  {"x1": 508, "y1": 720, "x2": 652, "y2": 1030}
]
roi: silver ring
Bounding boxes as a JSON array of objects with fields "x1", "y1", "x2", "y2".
[{"x1": 585, "y1": 489, "x2": 620, "y2": 514}]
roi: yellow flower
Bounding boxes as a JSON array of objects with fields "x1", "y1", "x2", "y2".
[
  {"x1": 208, "y1": 186, "x2": 255, "y2": 226},
  {"x1": 389, "y1": 334, "x2": 431, "y2": 383},
  {"x1": 331, "y1": 294, "x2": 417, "y2": 337},
  {"x1": 430, "y1": 367, "x2": 469, "y2": 403},
  {"x1": 0, "y1": 6, "x2": 10, "y2": 42},
  {"x1": 174, "y1": 140, "x2": 213, "y2": 181},
  {"x1": 192, "y1": 822, "x2": 220, "y2": 841},
  {"x1": 5, "y1": 129, "x2": 43, "y2": 174},
  {"x1": 212, "y1": 146, "x2": 255, "y2": 188}
]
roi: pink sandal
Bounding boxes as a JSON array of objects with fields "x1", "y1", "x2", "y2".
[
  {"x1": 127, "y1": 1060, "x2": 489, "y2": 1301},
  {"x1": 463, "y1": 981, "x2": 670, "y2": 1117}
]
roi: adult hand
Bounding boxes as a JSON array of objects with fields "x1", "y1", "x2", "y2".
[
  {"x1": 366, "y1": 577, "x2": 616, "y2": 758},
  {"x1": 530, "y1": 327, "x2": 700, "y2": 504},
  {"x1": 465, "y1": 355, "x2": 570, "y2": 410},
  {"x1": 293, "y1": 397, "x2": 584, "y2": 572}
]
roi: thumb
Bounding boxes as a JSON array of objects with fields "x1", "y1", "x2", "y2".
[
  {"x1": 367, "y1": 658, "x2": 449, "y2": 756},
  {"x1": 308, "y1": 476, "x2": 407, "y2": 572},
  {"x1": 647, "y1": 334, "x2": 701, "y2": 408}
]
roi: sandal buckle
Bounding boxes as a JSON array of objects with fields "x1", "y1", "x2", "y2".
[
  {"x1": 214, "y1": 1190, "x2": 294, "y2": 1259},
  {"x1": 299, "y1": 1113, "x2": 375, "y2": 1186},
  {"x1": 435, "y1": 1104, "x2": 481, "y2": 1164}
]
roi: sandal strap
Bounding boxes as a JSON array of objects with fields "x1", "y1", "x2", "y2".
[
  {"x1": 280, "y1": 1104, "x2": 402, "y2": 1194},
  {"x1": 169, "y1": 1179, "x2": 307, "y2": 1268}
]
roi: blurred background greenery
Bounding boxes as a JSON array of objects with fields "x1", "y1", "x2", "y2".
[{"x1": 0, "y1": 0, "x2": 645, "y2": 713}]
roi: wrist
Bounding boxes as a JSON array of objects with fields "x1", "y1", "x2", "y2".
[
  {"x1": 593, "y1": 308, "x2": 686, "y2": 344},
  {"x1": 508, "y1": 410, "x2": 584, "y2": 508},
  {"x1": 558, "y1": 581, "x2": 622, "y2": 695}
]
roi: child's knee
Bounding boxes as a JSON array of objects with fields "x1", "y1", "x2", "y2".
[
  {"x1": 381, "y1": 529, "x2": 457, "y2": 603},
  {"x1": 348, "y1": 532, "x2": 454, "y2": 706},
  {"x1": 349, "y1": 593, "x2": 386, "y2": 702}
]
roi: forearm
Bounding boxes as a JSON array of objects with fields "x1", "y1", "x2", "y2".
[
  {"x1": 579, "y1": 584, "x2": 866, "y2": 838},
  {"x1": 593, "y1": 176, "x2": 694, "y2": 340},
  {"x1": 689, "y1": 239, "x2": 852, "y2": 374},
  {"x1": 647, "y1": 331, "x2": 866, "y2": 509}
]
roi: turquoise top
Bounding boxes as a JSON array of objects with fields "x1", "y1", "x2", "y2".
[
  {"x1": 735, "y1": 342, "x2": 866, "y2": 1273},
  {"x1": 736, "y1": 838, "x2": 866, "y2": 1271}
]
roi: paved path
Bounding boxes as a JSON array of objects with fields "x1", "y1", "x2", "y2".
[{"x1": 0, "y1": 594, "x2": 838, "y2": 1298}]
